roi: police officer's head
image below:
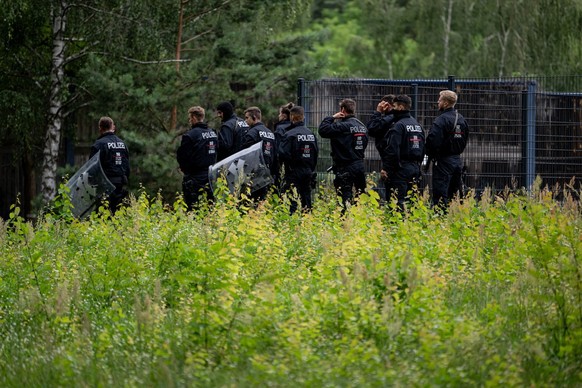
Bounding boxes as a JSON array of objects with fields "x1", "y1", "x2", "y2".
[
  {"x1": 290, "y1": 106, "x2": 304, "y2": 124},
  {"x1": 393, "y1": 95, "x2": 412, "y2": 111},
  {"x1": 244, "y1": 106, "x2": 262, "y2": 126},
  {"x1": 216, "y1": 101, "x2": 234, "y2": 121},
  {"x1": 279, "y1": 102, "x2": 295, "y2": 121},
  {"x1": 379, "y1": 94, "x2": 395, "y2": 113},
  {"x1": 188, "y1": 106, "x2": 205, "y2": 126},
  {"x1": 438, "y1": 90, "x2": 457, "y2": 111},
  {"x1": 339, "y1": 98, "x2": 356, "y2": 115},
  {"x1": 98, "y1": 116, "x2": 115, "y2": 134}
]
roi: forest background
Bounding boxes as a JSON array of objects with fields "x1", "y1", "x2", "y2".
[{"x1": 2, "y1": 0, "x2": 582, "y2": 216}]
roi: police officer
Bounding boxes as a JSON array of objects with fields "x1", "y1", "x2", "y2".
[
  {"x1": 273, "y1": 102, "x2": 295, "y2": 191},
  {"x1": 383, "y1": 95, "x2": 425, "y2": 209},
  {"x1": 90, "y1": 116, "x2": 130, "y2": 214},
  {"x1": 318, "y1": 98, "x2": 368, "y2": 208},
  {"x1": 278, "y1": 106, "x2": 319, "y2": 213},
  {"x1": 241, "y1": 106, "x2": 277, "y2": 201},
  {"x1": 177, "y1": 106, "x2": 218, "y2": 211},
  {"x1": 215, "y1": 101, "x2": 249, "y2": 161},
  {"x1": 366, "y1": 94, "x2": 396, "y2": 198},
  {"x1": 273, "y1": 102, "x2": 295, "y2": 144},
  {"x1": 426, "y1": 90, "x2": 469, "y2": 209}
]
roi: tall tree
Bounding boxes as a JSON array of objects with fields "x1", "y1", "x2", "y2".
[
  {"x1": 1, "y1": 0, "x2": 54, "y2": 214},
  {"x1": 2, "y1": 1, "x2": 154, "y2": 204},
  {"x1": 2, "y1": 0, "x2": 323, "y2": 211}
]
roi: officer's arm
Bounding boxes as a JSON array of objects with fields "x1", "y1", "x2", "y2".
[
  {"x1": 240, "y1": 129, "x2": 258, "y2": 150},
  {"x1": 176, "y1": 135, "x2": 193, "y2": 172},
  {"x1": 366, "y1": 112, "x2": 384, "y2": 138},
  {"x1": 318, "y1": 117, "x2": 343, "y2": 138},
  {"x1": 278, "y1": 133, "x2": 292, "y2": 162},
  {"x1": 383, "y1": 126, "x2": 402, "y2": 172},
  {"x1": 89, "y1": 143, "x2": 100, "y2": 158},
  {"x1": 426, "y1": 118, "x2": 446, "y2": 156},
  {"x1": 218, "y1": 123, "x2": 234, "y2": 154}
]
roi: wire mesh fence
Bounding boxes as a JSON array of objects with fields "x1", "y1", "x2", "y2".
[{"x1": 298, "y1": 76, "x2": 582, "y2": 198}]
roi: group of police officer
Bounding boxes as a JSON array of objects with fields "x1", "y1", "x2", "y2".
[
  {"x1": 93, "y1": 90, "x2": 468, "y2": 215},
  {"x1": 319, "y1": 91, "x2": 469, "y2": 212},
  {"x1": 176, "y1": 101, "x2": 320, "y2": 213}
]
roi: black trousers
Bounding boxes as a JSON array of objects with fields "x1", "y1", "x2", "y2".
[
  {"x1": 183, "y1": 174, "x2": 213, "y2": 211},
  {"x1": 333, "y1": 161, "x2": 366, "y2": 207},
  {"x1": 432, "y1": 155, "x2": 463, "y2": 208},
  {"x1": 282, "y1": 173, "x2": 314, "y2": 214},
  {"x1": 385, "y1": 161, "x2": 420, "y2": 209}
]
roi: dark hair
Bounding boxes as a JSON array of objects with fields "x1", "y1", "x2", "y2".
[
  {"x1": 381, "y1": 94, "x2": 395, "y2": 103},
  {"x1": 99, "y1": 116, "x2": 114, "y2": 130},
  {"x1": 216, "y1": 101, "x2": 234, "y2": 118},
  {"x1": 393, "y1": 94, "x2": 412, "y2": 109},
  {"x1": 290, "y1": 105, "x2": 304, "y2": 121},
  {"x1": 339, "y1": 98, "x2": 356, "y2": 114}
]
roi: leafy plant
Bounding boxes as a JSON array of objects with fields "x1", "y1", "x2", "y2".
[{"x1": 0, "y1": 181, "x2": 580, "y2": 386}]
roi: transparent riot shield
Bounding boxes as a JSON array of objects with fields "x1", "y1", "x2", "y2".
[
  {"x1": 209, "y1": 141, "x2": 273, "y2": 195},
  {"x1": 65, "y1": 151, "x2": 115, "y2": 219}
]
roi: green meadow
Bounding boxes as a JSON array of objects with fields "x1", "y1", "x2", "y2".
[{"x1": 1, "y1": 181, "x2": 581, "y2": 387}]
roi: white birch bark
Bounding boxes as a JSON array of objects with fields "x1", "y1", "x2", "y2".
[
  {"x1": 442, "y1": 0, "x2": 454, "y2": 77},
  {"x1": 41, "y1": 0, "x2": 67, "y2": 204}
]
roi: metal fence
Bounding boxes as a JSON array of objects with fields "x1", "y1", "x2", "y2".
[{"x1": 297, "y1": 76, "x2": 582, "y2": 197}]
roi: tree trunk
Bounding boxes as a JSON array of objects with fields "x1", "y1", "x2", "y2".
[
  {"x1": 23, "y1": 152, "x2": 35, "y2": 219},
  {"x1": 442, "y1": 0, "x2": 453, "y2": 77},
  {"x1": 41, "y1": 0, "x2": 67, "y2": 204},
  {"x1": 169, "y1": 0, "x2": 186, "y2": 131}
]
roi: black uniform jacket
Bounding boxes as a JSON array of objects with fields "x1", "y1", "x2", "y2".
[
  {"x1": 278, "y1": 121, "x2": 319, "y2": 177},
  {"x1": 217, "y1": 114, "x2": 249, "y2": 161},
  {"x1": 426, "y1": 107, "x2": 469, "y2": 158},
  {"x1": 384, "y1": 110, "x2": 425, "y2": 173},
  {"x1": 177, "y1": 123, "x2": 218, "y2": 176},
  {"x1": 318, "y1": 115, "x2": 368, "y2": 167},
  {"x1": 90, "y1": 132, "x2": 130, "y2": 185},
  {"x1": 241, "y1": 122, "x2": 277, "y2": 171}
]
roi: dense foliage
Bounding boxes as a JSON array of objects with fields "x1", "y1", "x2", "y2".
[
  {"x1": 312, "y1": 0, "x2": 582, "y2": 78},
  {"x1": 2, "y1": 0, "x2": 582, "y2": 214},
  {"x1": 1, "y1": 181, "x2": 581, "y2": 386}
]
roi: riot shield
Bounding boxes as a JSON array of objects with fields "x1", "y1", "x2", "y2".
[
  {"x1": 209, "y1": 141, "x2": 273, "y2": 195},
  {"x1": 65, "y1": 151, "x2": 115, "y2": 219}
]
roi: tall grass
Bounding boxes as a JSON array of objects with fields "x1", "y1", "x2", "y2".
[{"x1": 0, "y1": 180, "x2": 580, "y2": 387}]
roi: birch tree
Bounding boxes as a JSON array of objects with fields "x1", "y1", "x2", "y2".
[
  {"x1": 41, "y1": 0, "x2": 67, "y2": 203},
  {"x1": 3, "y1": 0, "x2": 181, "y2": 205},
  {"x1": 3, "y1": 0, "x2": 322, "y2": 210}
]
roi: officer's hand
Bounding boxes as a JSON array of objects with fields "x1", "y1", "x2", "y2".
[{"x1": 333, "y1": 112, "x2": 345, "y2": 119}]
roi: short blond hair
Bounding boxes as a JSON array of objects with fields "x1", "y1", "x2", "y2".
[
  {"x1": 439, "y1": 90, "x2": 458, "y2": 106},
  {"x1": 244, "y1": 106, "x2": 262, "y2": 121},
  {"x1": 188, "y1": 106, "x2": 205, "y2": 121}
]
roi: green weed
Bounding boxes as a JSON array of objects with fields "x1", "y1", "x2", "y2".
[{"x1": 0, "y1": 181, "x2": 580, "y2": 387}]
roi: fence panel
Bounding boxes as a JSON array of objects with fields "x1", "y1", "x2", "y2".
[{"x1": 298, "y1": 76, "x2": 582, "y2": 197}]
